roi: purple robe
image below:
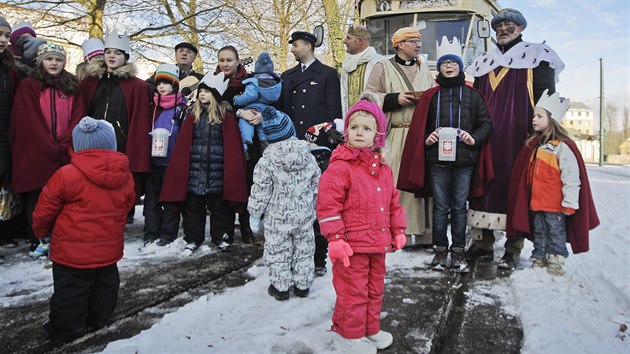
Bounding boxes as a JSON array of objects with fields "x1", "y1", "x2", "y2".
[{"x1": 468, "y1": 68, "x2": 533, "y2": 214}]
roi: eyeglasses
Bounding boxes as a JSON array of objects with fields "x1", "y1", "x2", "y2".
[
  {"x1": 403, "y1": 39, "x2": 422, "y2": 45},
  {"x1": 440, "y1": 60, "x2": 459, "y2": 67}
]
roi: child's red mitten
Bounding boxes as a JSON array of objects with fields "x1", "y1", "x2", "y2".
[{"x1": 328, "y1": 240, "x2": 353, "y2": 267}]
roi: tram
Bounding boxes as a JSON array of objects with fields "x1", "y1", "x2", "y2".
[{"x1": 356, "y1": 0, "x2": 501, "y2": 70}]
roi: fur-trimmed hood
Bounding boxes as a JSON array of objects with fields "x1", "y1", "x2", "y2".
[{"x1": 85, "y1": 60, "x2": 138, "y2": 80}]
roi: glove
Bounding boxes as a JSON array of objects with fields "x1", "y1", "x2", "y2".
[
  {"x1": 328, "y1": 240, "x2": 353, "y2": 267},
  {"x1": 249, "y1": 215, "x2": 262, "y2": 234},
  {"x1": 393, "y1": 234, "x2": 407, "y2": 251},
  {"x1": 17, "y1": 36, "x2": 46, "y2": 63}
]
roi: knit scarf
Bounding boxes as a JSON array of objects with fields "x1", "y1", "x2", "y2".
[
  {"x1": 435, "y1": 72, "x2": 465, "y2": 88},
  {"x1": 342, "y1": 46, "x2": 378, "y2": 73},
  {"x1": 154, "y1": 92, "x2": 179, "y2": 109}
]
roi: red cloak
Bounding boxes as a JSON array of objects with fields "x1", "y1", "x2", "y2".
[
  {"x1": 506, "y1": 136, "x2": 599, "y2": 253},
  {"x1": 397, "y1": 86, "x2": 494, "y2": 198},
  {"x1": 160, "y1": 110, "x2": 248, "y2": 207},
  {"x1": 10, "y1": 78, "x2": 84, "y2": 193}
]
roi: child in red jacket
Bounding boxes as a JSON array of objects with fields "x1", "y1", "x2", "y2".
[
  {"x1": 316, "y1": 93, "x2": 407, "y2": 354},
  {"x1": 32, "y1": 117, "x2": 135, "y2": 344}
]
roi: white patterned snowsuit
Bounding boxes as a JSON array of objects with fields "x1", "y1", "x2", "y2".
[{"x1": 248, "y1": 138, "x2": 320, "y2": 292}]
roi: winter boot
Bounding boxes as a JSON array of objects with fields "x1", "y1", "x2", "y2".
[
  {"x1": 314, "y1": 266, "x2": 327, "y2": 277},
  {"x1": 267, "y1": 284, "x2": 289, "y2": 301},
  {"x1": 430, "y1": 246, "x2": 448, "y2": 271},
  {"x1": 465, "y1": 243, "x2": 493, "y2": 260},
  {"x1": 216, "y1": 234, "x2": 230, "y2": 252},
  {"x1": 497, "y1": 252, "x2": 519, "y2": 270},
  {"x1": 546, "y1": 254, "x2": 565, "y2": 276},
  {"x1": 530, "y1": 257, "x2": 546, "y2": 268},
  {"x1": 450, "y1": 247, "x2": 469, "y2": 273},
  {"x1": 292, "y1": 285, "x2": 309, "y2": 298},
  {"x1": 30, "y1": 238, "x2": 50, "y2": 259},
  {"x1": 366, "y1": 330, "x2": 393, "y2": 349},
  {"x1": 332, "y1": 332, "x2": 377, "y2": 354}
]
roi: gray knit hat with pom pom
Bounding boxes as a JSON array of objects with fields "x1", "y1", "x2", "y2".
[{"x1": 72, "y1": 117, "x2": 117, "y2": 152}]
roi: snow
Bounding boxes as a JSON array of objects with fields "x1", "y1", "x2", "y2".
[{"x1": 1, "y1": 165, "x2": 629, "y2": 353}]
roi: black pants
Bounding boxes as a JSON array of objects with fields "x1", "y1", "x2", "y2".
[
  {"x1": 48, "y1": 263, "x2": 119, "y2": 341},
  {"x1": 182, "y1": 193, "x2": 232, "y2": 246},
  {"x1": 313, "y1": 221, "x2": 328, "y2": 268},
  {"x1": 143, "y1": 165, "x2": 181, "y2": 242}
]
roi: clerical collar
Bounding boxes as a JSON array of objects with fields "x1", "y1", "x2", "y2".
[{"x1": 394, "y1": 54, "x2": 415, "y2": 66}]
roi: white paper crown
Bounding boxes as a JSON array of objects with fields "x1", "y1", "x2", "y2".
[
  {"x1": 536, "y1": 89, "x2": 570, "y2": 121},
  {"x1": 436, "y1": 36, "x2": 462, "y2": 59},
  {"x1": 104, "y1": 29, "x2": 130, "y2": 54},
  {"x1": 199, "y1": 72, "x2": 229, "y2": 97},
  {"x1": 81, "y1": 38, "x2": 104, "y2": 58}
]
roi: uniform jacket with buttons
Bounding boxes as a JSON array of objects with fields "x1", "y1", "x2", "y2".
[
  {"x1": 279, "y1": 59, "x2": 342, "y2": 139},
  {"x1": 317, "y1": 144, "x2": 406, "y2": 253}
]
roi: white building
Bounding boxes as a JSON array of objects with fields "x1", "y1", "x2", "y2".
[{"x1": 562, "y1": 101, "x2": 595, "y2": 135}]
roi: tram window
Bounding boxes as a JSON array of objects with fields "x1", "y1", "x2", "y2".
[{"x1": 367, "y1": 14, "x2": 415, "y2": 55}]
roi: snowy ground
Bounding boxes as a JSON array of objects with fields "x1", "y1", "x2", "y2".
[{"x1": 1, "y1": 165, "x2": 629, "y2": 353}]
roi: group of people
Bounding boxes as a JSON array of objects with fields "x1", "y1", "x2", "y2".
[{"x1": 0, "y1": 7, "x2": 599, "y2": 353}]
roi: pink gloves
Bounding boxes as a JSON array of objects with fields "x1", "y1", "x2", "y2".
[
  {"x1": 328, "y1": 240, "x2": 353, "y2": 267},
  {"x1": 393, "y1": 234, "x2": 407, "y2": 251}
]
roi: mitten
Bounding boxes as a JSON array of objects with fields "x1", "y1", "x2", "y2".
[
  {"x1": 249, "y1": 215, "x2": 262, "y2": 234},
  {"x1": 18, "y1": 36, "x2": 46, "y2": 63},
  {"x1": 328, "y1": 240, "x2": 353, "y2": 267},
  {"x1": 393, "y1": 234, "x2": 407, "y2": 251}
]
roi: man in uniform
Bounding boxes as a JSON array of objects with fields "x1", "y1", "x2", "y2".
[
  {"x1": 279, "y1": 31, "x2": 342, "y2": 277},
  {"x1": 340, "y1": 25, "x2": 382, "y2": 116},
  {"x1": 465, "y1": 8, "x2": 564, "y2": 269},
  {"x1": 365, "y1": 26, "x2": 435, "y2": 247}
]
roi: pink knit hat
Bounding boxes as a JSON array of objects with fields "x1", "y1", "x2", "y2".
[{"x1": 344, "y1": 92, "x2": 387, "y2": 148}]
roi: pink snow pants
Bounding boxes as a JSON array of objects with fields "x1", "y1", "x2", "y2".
[{"x1": 331, "y1": 252, "x2": 386, "y2": 339}]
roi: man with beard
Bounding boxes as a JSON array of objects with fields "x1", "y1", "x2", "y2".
[
  {"x1": 465, "y1": 8, "x2": 565, "y2": 270},
  {"x1": 279, "y1": 31, "x2": 342, "y2": 277}
]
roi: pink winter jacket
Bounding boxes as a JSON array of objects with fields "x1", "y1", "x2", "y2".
[{"x1": 317, "y1": 144, "x2": 406, "y2": 253}]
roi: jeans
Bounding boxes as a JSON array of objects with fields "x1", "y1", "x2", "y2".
[
  {"x1": 531, "y1": 211, "x2": 569, "y2": 259},
  {"x1": 429, "y1": 164, "x2": 473, "y2": 249}
]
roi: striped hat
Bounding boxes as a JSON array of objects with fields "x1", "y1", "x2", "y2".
[
  {"x1": 154, "y1": 63, "x2": 180, "y2": 88},
  {"x1": 262, "y1": 106, "x2": 296, "y2": 143}
]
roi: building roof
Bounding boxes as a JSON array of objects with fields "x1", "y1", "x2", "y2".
[{"x1": 569, "y1": 101, "x2": 592, "y2": 111}]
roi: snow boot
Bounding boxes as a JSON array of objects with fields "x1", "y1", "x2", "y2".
[
  {"x1": 530, "y1": 257, "x2": 546, "y2": 268},
  {"x1": 430, "y1": 246, "x2": 448, "y2": 271},
  {"x1": 497, "y1": 252, "x2": 519, "y2": 270},
  {"x1": 268, "y1": 284, "x2": 289, "y2": 301},
  {"x1": 314, "y1": 266, "x2": 327, "y2": 277},
  {"x1": 30, "y1": 238, "x2": 50, "y2": 259},
  {"x1": 216, "y1": 234, "x2": 230, "y2": 252},
  {"x1": 450, "y1": 247, "x2": 469, "y2": 273},
  {"x1": 366, "y1": 330, "x2": 393, "y2": 349},
  {"x1": 546, "y1": 254, "x2": 565, "y2": 276},
  {"x1": 332, "y1": 332, "x2": 377, "y2": 354}
]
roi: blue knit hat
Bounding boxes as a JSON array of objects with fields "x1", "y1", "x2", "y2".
[
  {"x1": 436, "y1": 53, "x2": 463, "y2": 71},
  {"x1": 261, "y1": 106, "x2": 295, "y2": 143},
  {"x1": 491, "y1": 8, "x2": 527, "y2": 31},
  {"x1": 254, "y1": 52, "x2": 274, "y2": 74},
  {"x1": 72, "y1": 117, "x2": 117, "y2": 152}
]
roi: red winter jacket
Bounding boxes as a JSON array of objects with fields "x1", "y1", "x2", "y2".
[
  {"x1": 317, "y1": 145, "x2": 406, "y2": 253},
  {"x1": 32, "y1": 149, "x2": 135, "y2": 269}
]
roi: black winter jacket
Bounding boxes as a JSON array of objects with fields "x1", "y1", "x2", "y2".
[{"x1": 188, "y1": 112, "x2": 224, "y2": 195}]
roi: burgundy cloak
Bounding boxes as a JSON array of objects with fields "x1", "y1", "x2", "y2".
[
  {"x1": 160, "y1": 110, "x2": 248, "y2": 207},
  {"x1": 10, "y1": 78, "x2": 84, "y2": 193},
  {"x1": 506, "y1": 136, "x2": 599, "y2": 253},
  {"x1": 397, "y1": 86, "x2": 494, "y2": 199},
  {"x1": 80, "y1": 76, "x2": 151, "y2": 174}
]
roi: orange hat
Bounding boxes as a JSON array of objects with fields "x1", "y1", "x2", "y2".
[{"x1": 391, "y1": 27, "x2": 420, "y2": 48}]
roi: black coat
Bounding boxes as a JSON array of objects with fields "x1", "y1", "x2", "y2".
[
  {"x1": 424, "y1": 85, "x2": 492, "y2": 167},
  {"x1": 279, "y1": 59, "x2": 342, "y2": 139}
]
